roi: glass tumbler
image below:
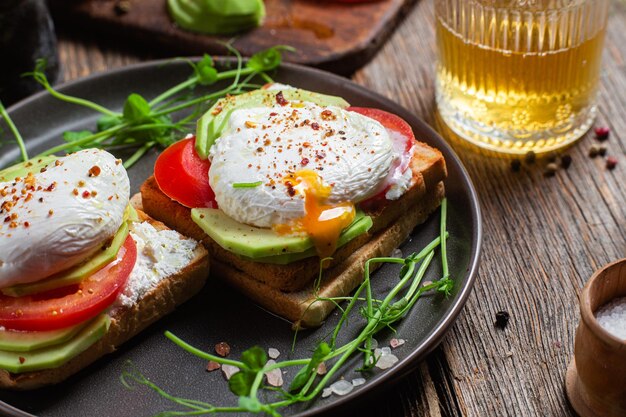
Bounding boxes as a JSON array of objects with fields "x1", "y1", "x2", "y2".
[{"x1": 435, "y1": 0, "x2": 610, "y2": 155}]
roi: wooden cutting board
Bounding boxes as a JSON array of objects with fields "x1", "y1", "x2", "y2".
[{"x1": 50, "y1": 0, "x2": 418, "y2": 75}]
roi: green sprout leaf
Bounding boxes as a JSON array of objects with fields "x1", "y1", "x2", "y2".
[
  {"x1": 241, "y1": 346, "x2": 267, "y2": 371},
  {"x1": 63, "y1": 130, "x2": 93, "y2": 143},
  {"x1": 195, "y1": 55, "x2": 219, "y2": 86},
  {"x1": 247, "y1": 46, "x2": 295, "y2": 73},
  {"x1": 228, "y1": 371, "x2": 255, "y2": 396},
  {"x1": 238, "y1": 396, "x2": 262, "y2": 412},
  {"x1": 232, "y1": 181, "x2": 262, "y2": 188},
  {"x1": 123, "y1": 93, "x2": 151, "y2": 123}
]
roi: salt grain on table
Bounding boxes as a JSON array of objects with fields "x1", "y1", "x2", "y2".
[
  {"x1": 221, "y1": 364, "x2": 239, "y2": 380},
  {"x1": 265, "y1": 360, "x2": 283, "y2": 387},
  {"x1": 268, "y1": 348, "x2": 280, "y2": 359},
  {"x1": 330, "y1": 379, "x2": 354, "y2": 396},
  {"x1": 391, "y1": 248, "x2": 403, "y2": 258},
  {"x1": 352, "y1": 378, "x2": 366, "y2": 387},
  {"x1": 596, "y1": 296, "x2": 626, "y2": 339}
]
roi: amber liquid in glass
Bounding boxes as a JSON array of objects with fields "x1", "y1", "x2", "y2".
[{"x1": 436, "y1": 0, "x2": 609, "y2": 155}]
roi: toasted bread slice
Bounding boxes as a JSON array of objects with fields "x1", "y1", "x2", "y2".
[
  {"x1": 0, "y1": 211, "x2": 209, "y2": 390},
  {"x1": 213, "y1": 182, "x2": 445, "y2": 327},
  {"x1": 140, "y1": 141, "x2": 446, "y2": 292}
]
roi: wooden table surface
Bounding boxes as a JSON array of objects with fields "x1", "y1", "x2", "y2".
[{"x1": 53, "y1": 0, "x2": 626, "y2": 415}]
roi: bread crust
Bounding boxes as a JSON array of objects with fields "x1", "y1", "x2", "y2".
[
  {"x1": 0, "y1": 214, "x2": 209, "y2": 390},
  {"x1": 213, "y1": 182, "x2": 445, "y2": 327},
  {"x1": 140, "y1": 141, "x2": 446, "y2": 292}
]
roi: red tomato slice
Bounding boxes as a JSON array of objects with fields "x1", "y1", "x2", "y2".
[
  {"x1": 348, "y1": 107, "x2": 415, "y2": 208},
  {"x1": 0, "y1": 235, "x2": 137, "y2": 331},
  {"x1": 154, "y1": 137, "x2": 217, "y2": 208},
  {"x1": 348, "y1": 107, "x2": 415, "y2": 153}
]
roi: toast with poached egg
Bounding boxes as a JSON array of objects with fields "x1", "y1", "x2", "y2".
[
  {"x1": 0, "y1": 150, "x2": 209, "y2": 389},
  {"x1": 140, "y1": 86, "x2": 446, "y2": 327}
]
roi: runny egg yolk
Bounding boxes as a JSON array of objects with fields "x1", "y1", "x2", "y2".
[{"x1": 274, "y1": 170, "x2": 355, "y2": 259}]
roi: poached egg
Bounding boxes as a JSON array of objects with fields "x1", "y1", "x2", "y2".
[
  {"x1": 0, "y1": 149, "x2": 130, "y2": 287},
  {"x1": 208, "y1": 95, "x2": 413, "y2": 257}
]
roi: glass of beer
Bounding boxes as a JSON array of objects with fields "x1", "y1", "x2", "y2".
[{"x1": 435, "y1": 0, "x2": 610, "y2": 156}]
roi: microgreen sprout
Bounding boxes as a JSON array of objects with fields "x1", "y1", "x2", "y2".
[
  {"x1": 11, "y1": 46, "x2": 292, "y2": 169},
  {"x1": 121, "y1": 198, "x2": 453, "y2": 416},
  {"x1": 0, "y1": 100, "x2": 28, "y2": 162}
]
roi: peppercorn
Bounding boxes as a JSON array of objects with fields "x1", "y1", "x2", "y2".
[
  {"x1": 544, "y1": 163, "x2": 558, "y2": 177},
  {"x1": 510, "y1": 159, "x2": 521, "y2": 172},
  {"x1": 588, "y1": 145, "x2": 600, "y2": 158},
  {"x1": 594, "y1": 127, "x2": 610, "y2": 141},
  {"x1": 560, "y1": 154, "x2": 572, "y2": 169},
  {"x1": 597, "y1": 145, "x2": 607, "y2": 157},
  {"x1": 524, "y1": 151, "x2": 536, "y2": 164},
  {"x1": 495, "y1": 311, "x2": 510, "y2": 329},
  {"x1": 606, "y1": 156, "x2": 618, "y2": 170}
]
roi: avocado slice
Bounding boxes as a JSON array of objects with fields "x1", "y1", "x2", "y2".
[
  {"x1": 0, "y1": 315, "x2": 110, "y2": 373},
  {"x1": 0, "y1": 155, "x2": 57, "y2": 183},
  {"x1": 195, "y1": 88, "x2": 350, "y2": 159},
  {"x1": 244, "y1": 215, "x2": 373, "y2": 265},
  {"x1": 0, "y1": 319, "x2": 92, "y2": 352},
  {"x1": 1, "y1": 207, "x2": 134, "y2": 297},
  {"x1": 168, "y1": 0, "x2": 265, "y2": 36},
  {"x1": 191, "y1": 208, "x2": 372, "y2": 261}
]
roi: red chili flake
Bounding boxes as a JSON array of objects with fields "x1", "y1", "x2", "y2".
[
  {"x1": 9, "y1": 221, "x2": 17, "y2": 229},
  {"x1": 311, "y1": 122, "x2": 320, "y2": 130},
  {"x1": 594, "y1": 126, "x2": 610, "y2": 141},
  {"x1": 3, "y1": 216, "x2": 10, "y2": 223},
  {"x1": 82, "y1": 190, "x2": 91, "y2": 198},
  {"x1": 55, "y1": 160, "x2": 62, "y2": 167},
  {"x1": 276, "y1": 91, "x2": 289, "y2": 106},
  {"x1": 206, "y1": 361, "x2": 221, "y2": 372},
  {"x1": 269, "y1": 112, "x2": 278, "y2": 117},
  {"x1": 320, "y1": 109, "x2": 335, "y2": 120},
  {"x1": 285, "y1": 182, "x2": 296, "y2": 197},
  {"x1": 23, "y1": 221, "x2": 30, "y2": 228},
  {"x1": 316, "y1": 151, "x2": 326, "y2": 160},
  {"x1": 45, "y1": 183, "x2": 56, "y2": 192},
  {"x1": 256, "y1": 147, "x2": 264, "y2": 153},
  {"x1": 72, "y1": 189, "x2": 79, "y2": 196},
  {"x1": 211, "y1": 105, "x2": 223, "y2": 116},
  {"x1": 215, "y1": 342, "x2": 231, "y2": 357},
  {"x1": 18, "y1": 357, "x2": 25, "y2": 364},
  {"x1": 301, "y1": 158, "x2": 310, "y2": 166},
  {"x1": 606, "y1": 156, "x2": 618, "y2": 170},
  {"x1": 88, "y1": 165, "x2": 102, "y2": 177},
  {"x1": 303, "y1": 142, "x2": 311, "y2": 148},
  {"x1": 10, "y1": 213, "x2": 17, "y2": 220}
]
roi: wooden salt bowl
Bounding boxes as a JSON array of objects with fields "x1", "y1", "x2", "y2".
[{"x1": 566, "y1": 258, "x2": 626, "y2": 416}]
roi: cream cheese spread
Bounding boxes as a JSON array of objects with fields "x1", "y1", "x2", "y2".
[
  {"x1": 110, "y1": 221, "x2": 198, "y2": 311},
  {"x1": 0, "y1": 149, "x2": 129, "y2": 287},
  {"x1": 209, "y1": 101, "x2": 411, "y2": 228}
]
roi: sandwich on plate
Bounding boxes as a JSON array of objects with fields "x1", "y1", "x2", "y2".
[
  {"x1": 0, "y1": 149, "x2": 209, "y2": 389},
  {"x1": 140, "y1": 85, "x2": 446, "y2": 327}
]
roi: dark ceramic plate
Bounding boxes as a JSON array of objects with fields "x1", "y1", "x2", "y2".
[{"x1": 0, "y1": 61, "x2": 481, "y2": 417}]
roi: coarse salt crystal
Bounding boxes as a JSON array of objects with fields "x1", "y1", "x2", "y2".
[
  {"x1": 268, "y1": 348, "x2": 280, "y2": 359},
  {"x1": 322, "y1": 388, "x2": 333, "y2": 398},
  {"x1": 596, "y1": 296, "x2": 626, "y2": 340},
  {"x1": 352, "y1": 378, "x2": 366, "y2": 387},
  {"x1": 221, "y1": 364, "x2": 240, "y2": 380},
  {"x1": 330, "y1": 379, "x2": 353, "y2": 396}
]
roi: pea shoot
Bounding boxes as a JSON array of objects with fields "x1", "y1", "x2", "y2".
[
  {"x1": 12, "y1": 45, "x2": 294, "y2": 169},
  {"x1": 121, "y1": 199, "x2": 453, "y2": 416}
]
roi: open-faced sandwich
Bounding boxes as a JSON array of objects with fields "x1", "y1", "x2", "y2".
[
  {"x1": 0, "y1": 149, "x2": 209, "y2": 390},
  {"x1": 140, "y1": 85, "x2": 446, "y2": 327}
]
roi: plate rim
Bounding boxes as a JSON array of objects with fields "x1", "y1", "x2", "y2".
[{"x1": 1, "y1": 58, "x2": 482, "y2": 417}]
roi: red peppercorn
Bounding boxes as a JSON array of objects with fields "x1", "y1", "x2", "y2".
[
  {"x1": 606, "y1": 156, "x2": 618, "y2": 170},
  {"x1": 594, "y1": 127, "x2": 610, "y2": 141},
  {"x1": 275, "y1": 91, "x2": 288, "y2": 106}
]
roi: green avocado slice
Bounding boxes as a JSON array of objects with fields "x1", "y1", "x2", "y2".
[
  {"x1": 0, "y1": 156, "x2": 57, "y2": 183},
  {"x1": 1, "y1": 207, "x2": 134, "y2": 297},
  {"x1": 194, "y1": 88, "x2": 350, "y2": 159},
  {"x1": 167, "y1": 0, "x2": 265, "y2": 35},
  {"x1": 191, "y1": 208, "x2": 372, "y2": 261},
  {"x1": 0, "y1": 319, "x2": 92, "y2": 352},
  {"x1": 0, "y1": 315, "x2": 110, "y2": 373}
]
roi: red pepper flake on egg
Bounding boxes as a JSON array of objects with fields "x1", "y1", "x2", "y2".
[
  {"x1": 88, "y1": 165, "x2": 101, "y2": 177},
  {"x1": 276, "y1": 91, "x2": 289, "y2": 106}
]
